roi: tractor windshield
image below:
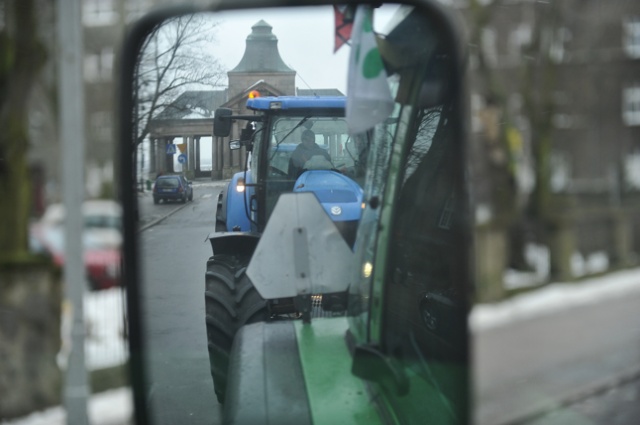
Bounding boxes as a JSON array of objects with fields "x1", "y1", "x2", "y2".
[
  {"x1": 269, "y1": 116, "x2": 354, "y2": 172},
  {"x1": 263, "y1": 116, "x2": 368, "y2": 218}
]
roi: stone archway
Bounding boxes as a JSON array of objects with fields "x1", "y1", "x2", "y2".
[{"x1": 149, "y1": 118, "x2": 219, "y2": 179}]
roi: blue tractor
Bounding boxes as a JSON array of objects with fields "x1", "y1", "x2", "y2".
[{"x1": 206, "y1": 95, "x2": 367, "y2": 402}]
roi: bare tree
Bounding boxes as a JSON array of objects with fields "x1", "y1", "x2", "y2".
[
  {"x1": 467, "y1": 0, "x2": 521, "y2": 222},
  {"x1": 0, "y1": 0, "x2": 47, "y2": 259},
  {"x1": 467, "y1": 0, "x2": 563, "y2": 271},
  {"x1": 133, "y1": 14, "x2": 226, "y2": 147},
  {"x1": 519, "y1": 4, "x2": 561, "y2": 219}
]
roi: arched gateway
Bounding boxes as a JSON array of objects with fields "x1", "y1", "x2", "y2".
[{"x1": 148, "y1": 20, "x2": 341, "y2": 180}]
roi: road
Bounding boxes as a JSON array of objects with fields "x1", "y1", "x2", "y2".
[
  {"x1": 134, "y1": 178, "x2": 640, "y2": 425},
  {"x1": 472, "y1": 277, "x2": 640, "y2": 425},
  {"x1": 138, "y1": 180, "x2": 227, "y2": 425}
]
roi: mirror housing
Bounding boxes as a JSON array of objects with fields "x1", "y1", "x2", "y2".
[{"x1": 213, "y1": 107, "x2": 233, "y2": 137}]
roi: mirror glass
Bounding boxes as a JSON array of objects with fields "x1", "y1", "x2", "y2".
[{"x1": 131, "y1": 3, "x2": 468, "y2": 425}]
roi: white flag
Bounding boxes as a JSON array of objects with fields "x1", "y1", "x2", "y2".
[{"x1": 346, "y1": 6, "x2": 394, "y2": 134}]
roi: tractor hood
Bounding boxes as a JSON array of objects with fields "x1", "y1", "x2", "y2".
[
  {"x1": 247, "y1": 192, "x2": 354, "y2": 299},
  {"x1": 293, "y1": 171, "x2": 363, "y2": 222}
]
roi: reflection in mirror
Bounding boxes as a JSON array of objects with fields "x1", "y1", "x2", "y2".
[{"x1": 130, "y1": 4, "x2": 468, "y2": 424}]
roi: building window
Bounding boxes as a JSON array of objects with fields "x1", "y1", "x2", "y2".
[
  {"x1": 623, "y1": 17, "x2": 640, "y2": 59},
  {"x1": 624, "y1": 152, "x2": 640, "y2": 190},
  {"x1": 83, "y1": 0, "x2": 118, "y2": 27},
  {"x1": 90, "y1": 111, "x2": 112, "y2": 142},
  {"x1": 0, "y1": 3, "x2": 5, "y2": 30},
  {"x1": 549, "y1": 27, "x2": 571, "y2": 64},
  {"x1": 126, "y1": 0, "x2": 151, "y2": 23},
  {"x1": 470, "y1": 94, "x2": 483, "y2": 133},
  {"x1": 623, "y1": 85, "x2": 640, "y2": 126},
  {"x1": 84, "y1": 48, "x2": 114, "y2": 82},
  {"x1": 481, "y1": 27, "x2": 498, "y2": 68},
  {"x1": 509, "y1": 24, "x2": 532, "y2": 61}
]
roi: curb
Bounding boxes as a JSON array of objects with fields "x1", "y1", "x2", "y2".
[
  {"x1": 137, "y1": 201, "x2": 190, "y2": 234},
  {"x1": 136, "y1": 179, "x2": 229, "y2": 233}
]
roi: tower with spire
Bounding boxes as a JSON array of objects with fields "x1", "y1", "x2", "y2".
[
  {"x1": 226, "y1": 20, "x2": 296, "y2": 101},
  {"x1": 148, "y1": 20, "x2": 341, "y2": 180}
]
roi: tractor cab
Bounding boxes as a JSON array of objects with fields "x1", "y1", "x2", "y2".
[
  {"x1": 214, "y1": 96, "x2": 366, "y2": 241},
  {"x1": 204, "y1": 4, "x2": 470, "y2": 421}
]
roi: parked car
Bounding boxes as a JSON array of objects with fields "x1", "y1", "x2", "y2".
[
  {"x1": 30, "y1": 223, "x2": 121, "y2": 291},
  {"x1": 31, "y1": 199, "x2": 123, "y2": 291},
  {"x1": 41, "y1": 199, "x2": 122, "y2": 232},
  {"x1": 152, "y1": 174, "x2": 193, "y2": 204}
]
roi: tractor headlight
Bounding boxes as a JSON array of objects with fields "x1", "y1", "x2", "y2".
[
  {"x1": 363, "y1": 262, "x2": 373, "y2": 278},
  {"x1": 236, "y1": 178, "x2": 245, "y2": 193}
]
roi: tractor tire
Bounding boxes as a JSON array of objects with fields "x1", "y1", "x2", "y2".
[{"x1": 204, "y1": 254, "x2": 269, "y2": 404}]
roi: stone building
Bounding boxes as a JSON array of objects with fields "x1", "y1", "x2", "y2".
[
  {"x1": 148, "y1": 20, "x2": 342, "y2": 180},
  {"x1": 459, "y1": 0, "x2": 640, "y2": 299},
  {"x1": 25, "y1": 0, "x2": 157, "y2": 212}
]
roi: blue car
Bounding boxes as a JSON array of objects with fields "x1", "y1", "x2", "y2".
[{"x1": 153, "y1": 174, "x2": 193, "y2": 204}]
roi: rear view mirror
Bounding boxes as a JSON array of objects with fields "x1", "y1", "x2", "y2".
[
  {"x1": 213, "y1": 107, "x2": 233, "y2": 137},
  {"x1": 118, "y1": 2, "x2": 470, "y2": 424}
]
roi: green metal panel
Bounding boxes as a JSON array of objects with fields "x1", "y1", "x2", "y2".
[
  {"x1": 294, "y1": 318, "x2": 386, "y2": 425},
  {"x1": 368, "y1": 106, "x2": 415, "y2": 344}
]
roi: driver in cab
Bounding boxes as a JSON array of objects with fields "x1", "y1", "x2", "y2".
[{"x1": 288, "y1": 129, "x2": 332, "y2": 178}]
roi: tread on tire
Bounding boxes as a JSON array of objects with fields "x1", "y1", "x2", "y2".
[{"x1": 204, "y1": 254, "x2": 268, "y2": 403}]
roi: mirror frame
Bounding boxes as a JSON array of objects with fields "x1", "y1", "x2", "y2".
[{"x1": 118, "y1": 1, "x2": 469, "y2": 423}]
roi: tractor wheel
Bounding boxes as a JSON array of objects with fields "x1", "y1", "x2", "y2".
[{"x1": 204, "y1": 255, "x2": 268, "y2": 403}]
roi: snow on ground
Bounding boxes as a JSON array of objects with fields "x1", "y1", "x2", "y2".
[
  {"x1": 57, "y1": 287, "x2": 128, "y2": 371},
  {"x1": 84, "y1": 288, "x2": 128, "y2": 370},
  {"x1": 3, "y1": 287, "x2": 132, "y2": 425},
  {"x1": 0, "y1": 388, "x2": 133, "y2": 425},
  {"x1": 503, "y1": 245, "x2": 623, "y2": 290},
  {"x1": 471, "y1": 266, "x2": 640, "y2": 331}
]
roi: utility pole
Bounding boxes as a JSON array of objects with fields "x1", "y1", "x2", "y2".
[{"x1": 57, "y1": 0, "x2": 89, "y2": 423}]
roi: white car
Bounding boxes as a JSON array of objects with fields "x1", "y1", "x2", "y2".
[{"x1": 40, "y1": 200, "x2": 123, "y2": 246}]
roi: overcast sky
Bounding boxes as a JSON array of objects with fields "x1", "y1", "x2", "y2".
[
  {"x1": 144, "y1": 5, "x2": 400, "y2": 170},
  {"x1": 204, "y1": 5, "x2": 400, "y2": 95}
]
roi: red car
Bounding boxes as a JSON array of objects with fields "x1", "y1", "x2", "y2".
[{"x1": 30, "y1": 222, "x2": 122, "y2": 291}]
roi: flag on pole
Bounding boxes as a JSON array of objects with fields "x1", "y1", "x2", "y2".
[
  {"x1": 346, "y1": 5, "x2": 394, "y2": 134},
  {"x1": 333, "y1": 5, "x2": 355, "y2": 52}
]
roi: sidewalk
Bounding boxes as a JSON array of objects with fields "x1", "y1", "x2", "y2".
[
  {"x1": 136, "y1": 178, "x2": 229, "y2": 231},
  {"x1": 3, "y1": 178, "x2": 231, "y2": 425}
]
